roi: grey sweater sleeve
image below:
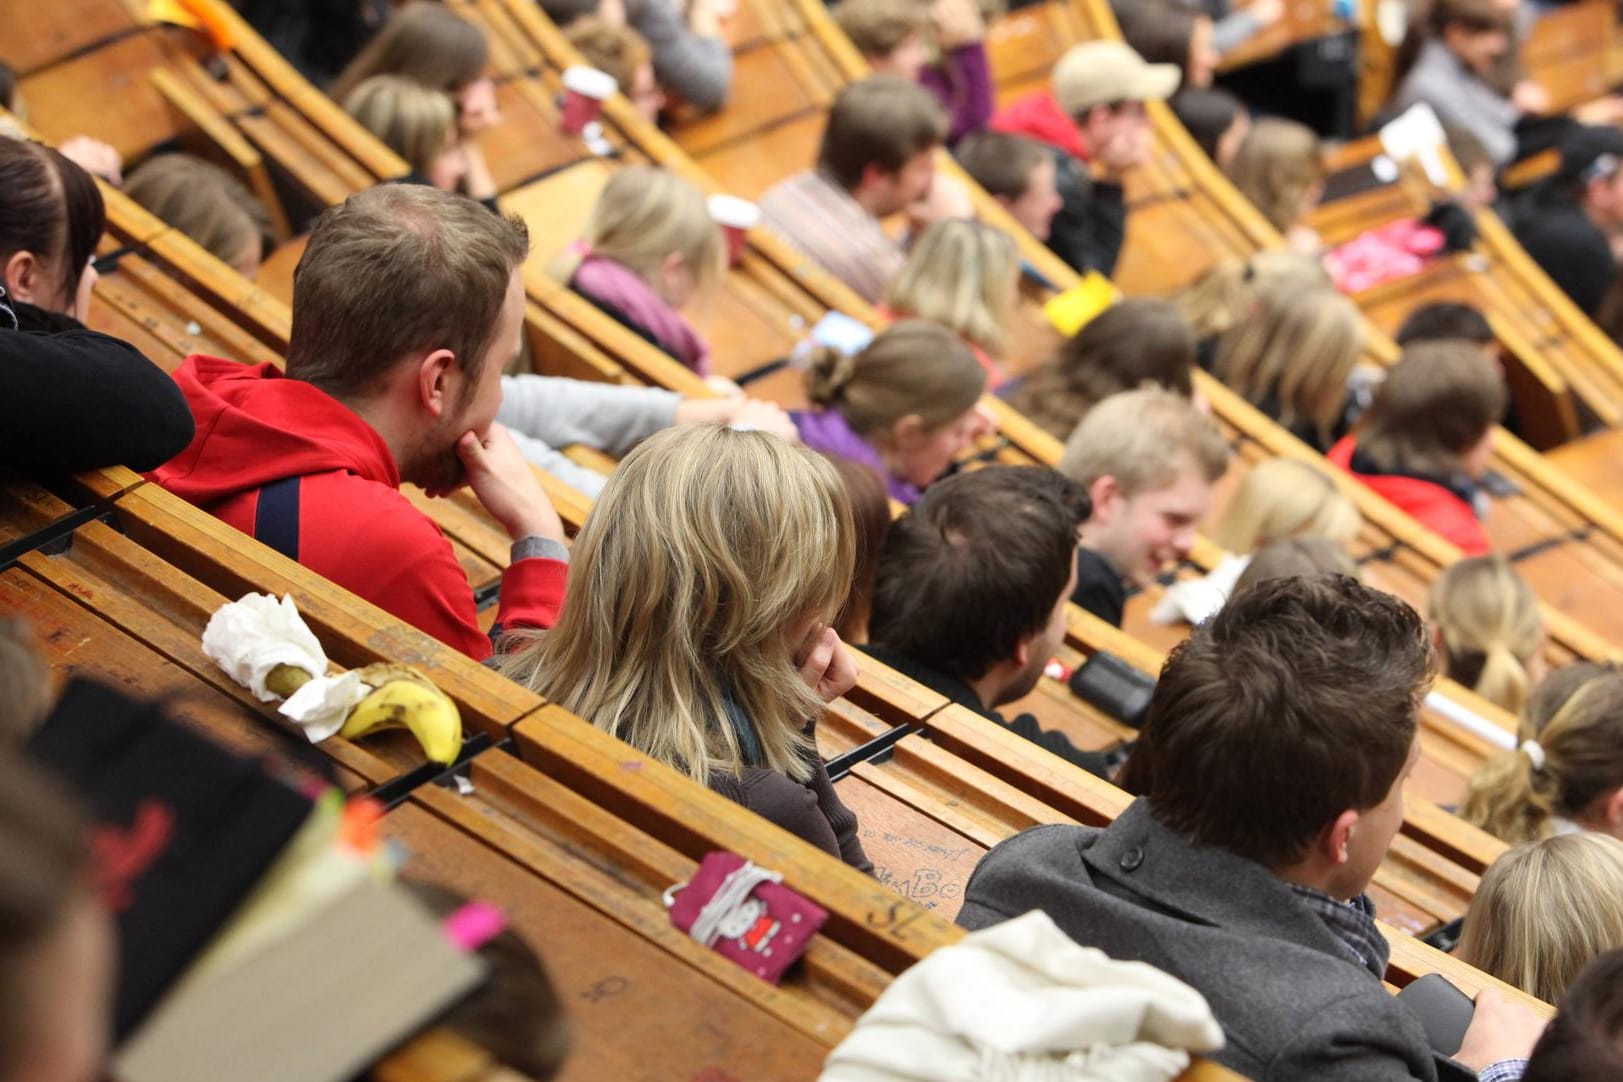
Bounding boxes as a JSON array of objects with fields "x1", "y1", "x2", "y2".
[
  {"x1": 506, "y1": 430, "x2": 611, "y2": 500},
  {"x1": 629, "y1": 0, "x2": 732, "y2": 111},
  {"x1": 1212, "y1": 10, "x2": 1262, "y2": 55},
  {"x1": 498, "y1": 374, "x2": 680, "y2": 457}
]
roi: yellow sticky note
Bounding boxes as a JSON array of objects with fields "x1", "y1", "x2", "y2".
[{"x1": 1042, "y1": 271, "x2": 1120, "y2": 338}]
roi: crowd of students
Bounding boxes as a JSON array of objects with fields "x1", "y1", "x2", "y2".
[{"x1": 10, "y1": 0, "x2": 1623, "y2": 1078}]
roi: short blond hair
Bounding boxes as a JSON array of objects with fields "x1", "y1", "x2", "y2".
[
  {"x1": 1211, "y1": 458, "x2": 1362, "y2": 555},
  {"x1": 559, "y1": 165, "x2": 723, "y2": 294},
  {"x1": 343, "y1": 74, "x2": 456, "y2": 175},
  {"x1": 884, "y1": 219, "x2": 1018, "y2": 355},
  {"x1": 1430, "y1": 555, "x2": 1543, "y2": 715},
  {"x1": 1459, "y1": 833, "x2": 1623, "y2": 1003},
  {"x1": 1059, "y1": 386, "x2": 1230, "y2": 497}
]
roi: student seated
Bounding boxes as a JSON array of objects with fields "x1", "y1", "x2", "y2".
[
  {"x1": 990, "y1": 42, "x2": 1178, "y2": 277},
  {"x1": 1004, "y1": 298, "x2": 1198, "y2": 441},
  {"x1": 1396, "y1": 300, "x2": 1497, "y2": 355},
  {"x1": 1176, "y1": 250, "x2": 1332, "y2": 345},
  {"x1": 553, "y1": 166, "x2": 723, "y2": 378},
  {"x1": 1328, "y1": 341, "x2": 1505, "y2": 556},
  {"x1": 540, "y1": 0, "x2": 734, "y2": 112},
  {"x1": 881, "y1": 218, "x2": 1018, "y2": 388},
  {"x1": 152, "y1": 185, "x2": 569, "y2": 662},
  {"x1": 1523, "y1": 948, "x2": 1623, "y2": 1081},
  {"x1": 866, "y1": 466, "x2": 1128, "y2": 781},
  {"x1": 564, "y1": 17, "x2": 666, "y2": 124},
  {"x1": 499, "y1": 426, "x2": 872, "y2": 871},
  {"x1": 1211, "y1": 458, "x2": 1363, "y2": 557},
  {"x1": 0, "y1": 139, "x2": 194, "y2": 472},
  {"x1": 1058, "y1": 387, "x2": 1230, "y2": 626},
  {"x1": 1429, "y1": 555, "x2": 1545, "y2": 715},
  {"x1": 834, "y1": 0, "x2": 993, "y2": 145},
  {"x1": 1170, "y1": 86, "x2": 1250, "y2": 170},
  {"x1": 1112, "y1": 0, "x2": 1220, "y2": 90},
  {"x1": 1226, "y1": 116, "x2": 1325, "y2": 253},
  {"x1": 122, "y1": 155, "x2": 275, "y2": 278},
  {"x1": 759, "y1": 77, "x2": 962, "y2": 304},
  {"x1": 344, "y1": 76, "x2": 498, "y2": 209},
  {"x1": 1510, "y1": 126, "x2": 1623, "y2": 319},
  {"x1": 331, "y1": 1, "x2": 500, "y2": 135},
  {"x1": 1227, "y1": 535, "x2": 1360, "y2": 598},
  {"x1": 953, "y1": 131, "x2": 1064, "y2": 243},
  {"x1": 0, "y1": 752, "x2": 114, "y2": 1082},
  {"x1": 1209, "y1": 277, "x2": 1365, "y2": 451},
  {"x1": 958, "y1": 573, "x2": 1546, "y2": 1080},
  {"x1": 1462, "y1": 668, "x2": 1623, "y2": 845},
  {"x1": 1457, "y1": 833, "x2": 1623, "y2": 1005},
  {"x1": 794, "y1": 320, "x2": 986, "y2": 505},
  {"x1": 1391, "y1": 0, "x2": 1521, "y2": 169}
]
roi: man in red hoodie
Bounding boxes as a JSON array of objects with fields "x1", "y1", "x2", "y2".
[
  {"x1": 152, "y1": 184, "x2": 568, "y2": 660},
  {"x1": 990, "y1": 40, "x2": 1178, "y2": 278}
]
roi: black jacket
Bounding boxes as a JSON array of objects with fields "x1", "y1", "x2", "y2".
[
  {"x1": 1044, "y1": 148, "x2": 1127, "y2": 279},
  {"x1": 1071, "y1": 547, "x2": 1127, "y2": 628},
  {"x1": 1510, "y1": 185, "x2": 1616, "y2": 317}
]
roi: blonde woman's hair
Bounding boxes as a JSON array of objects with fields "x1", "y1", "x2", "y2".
[
  {"x1": 834, "y1": 0, "x2": 932, "y2": 57},
  {"x1": 551, "y1": 165, "x2": 724, "y2": 295},
  {"x1": 1226, "y1": 116, "x2": 1325, "y2": 233},
  {"x1": 1461, "y1": 671, "x2": 1623, "y2": 845},
  {"x1": 1210, "y1": 458, "x2": 1362, "y2": 554},
  {"x1": 1174, "y1": 252, "x2": 1332, "y2": 340},
  {"x1": 1059, "y1": 385, "x2": 1231, "y2": 497},
  {"x1": 805, "y1": 319, "x2": 987, "y2": 438},
  {"x1": 1429, "y1": 555, "x2": 1543, "y2": 715},
  {"x1": 1458, "y1": 833, "x2": 1623, "y2": 1003},
  {"x1": 332, "y1": 0, "x2": 489, "y2": 101},
  {"x1": 1213, "y1": 278, "x2": 1364, "y2": 444},
  {"x1": 343, "y1": 75, "x2": 456, "y2": 176},
  {"x1": 884, "y1": 219, "x2": 1019, "y2": 355},
  {"x1": 499, "y1": 426, "x2": 855, "y2": 785}
]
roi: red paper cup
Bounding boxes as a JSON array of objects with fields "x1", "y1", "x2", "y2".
[
  {"x1": 560, "y1": 66, "x2": 617, "y2": 135},
  {"x1": 707, "y1": 194, "x2": 761, "y2": 266}
]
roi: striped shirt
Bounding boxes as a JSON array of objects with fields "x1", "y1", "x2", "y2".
[{"x1": 759, "y1": 169, "x2": 904, "y2": 304}]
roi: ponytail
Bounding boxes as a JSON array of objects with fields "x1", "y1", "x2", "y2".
[
  {"x1": 804, "y1": 346, "x2": 858, "y2": 409},
  {"x1": 1429, "y1": 556, "x2": 1542, "y2": 715},
  {"x1": 1460, "y1": 742, "x2": 1558, "y2": 845},
  {"x1": 800, "y1": 320, "x2": 986, "y2": 436},
  {"x1": 1476, "y1": 641, "x2": 1532, "y2": 718}
]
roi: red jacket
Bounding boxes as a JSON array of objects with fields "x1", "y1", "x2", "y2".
[
  {"x1": 990, "y1": 90, "x2": 1090, "y2": 161},
  {"x1": 1327, "y1": 436, "x2": 1491, "y2": 556},
  {"x1": 151, "y1": 356, "x2": 567, "y2": 659}
]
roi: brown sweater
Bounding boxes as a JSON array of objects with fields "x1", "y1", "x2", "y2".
[{"x1": 708, "y1": 749, "x2": 872, "y2": 875}]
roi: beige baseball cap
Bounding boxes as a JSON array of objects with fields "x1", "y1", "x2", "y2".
[{"x1": 1053, "y1": 40, "x2": 1181, "y2": 118}]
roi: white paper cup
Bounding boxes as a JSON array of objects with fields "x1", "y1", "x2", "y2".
[{"x1": 708, "y1": 193, "x2": 761, "y2": 265}]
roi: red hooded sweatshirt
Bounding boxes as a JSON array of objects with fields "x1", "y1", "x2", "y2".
[
  {"x1": 151, "y1": 356, "x2": 568, "y2": 660},
  {"x1": 989, "y1": 90, "x2": 1090, "y2": 161},
  {"x1": 1327, "y1": 436, "x2": 1491, "y2": 557}
]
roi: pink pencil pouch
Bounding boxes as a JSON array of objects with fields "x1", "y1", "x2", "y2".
[{"x1": 665, "y1": 851, "x2": 827, "y2": 984}]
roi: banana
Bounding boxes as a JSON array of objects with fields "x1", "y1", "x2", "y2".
[
  {"x1": 338, "y1": 663, "x2": 463, "y2": 765},
  {"x1": 265, "y1": 663, "x2": 315, "y2": 700}
]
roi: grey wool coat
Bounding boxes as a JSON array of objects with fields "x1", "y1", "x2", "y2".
[{"x1": 956, "y1": 800, "x2": 1476, "y2": 1082}]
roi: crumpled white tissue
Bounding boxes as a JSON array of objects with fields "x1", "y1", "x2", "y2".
[
  {"x1": 202, "y1": 593, "x2": 329, "y2": 701},
  {"x1": 279, "y1": 670, "x2": 371, "y2": 743}
]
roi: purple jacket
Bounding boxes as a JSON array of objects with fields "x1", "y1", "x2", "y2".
[
  {"x1": 919, "y1": 43, "x2": 994, "y2": 145},
  {"x1": 792, "y1": 408, "x2": 921, "y2": 505}
]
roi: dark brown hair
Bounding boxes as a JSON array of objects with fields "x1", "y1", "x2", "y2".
[
  {"x1": 1171, "y1": 86, "x2": 1245, "y2": 163},
  {"x1": 954, "y1": 131, "x2": 1050, "y2": 202},
  {"x1": 400, "y1": 881, "x2": 570, "y2": 1080},
  {"x1": 1396, "y1": 301, "x2": 1494, "y2": 347},
  {"x1": 0, "y1": 138, "x2": 106, "y2": 313},
  {"x1": 817, "y1": 76, "x2": 948, "y2": 192},
  {"x1": 0, "y1": 754, "x2": 91, "y2": 1075},
  {"x1": 871, "y1": 466, "x2": 1091, "y2": 680},
  {"x1": 1120, "y1": 574, "x2": 1432, "y2": 869},
  {"x1": 1113, "y1": 0, "x2": 1201, "y2": 73},
  {"x1": 331, "y1": 0, "x2": 490, "y2": 101},
  {"x1": 287, "y1": 184, "x2": 528, "y2": 402},
  {"x1": 1357, "y1": 341, "x2": 1506, "y2": 478},
  {"x1": 1524, "y1": 947, "x2": 1623, "y2": 1082},
  {"x1": 824, "y1": 454, "x2": 891, "y2": 644},
  {"x1": 1005, "y1": 298, "x2": 1197, "y2": 440}
]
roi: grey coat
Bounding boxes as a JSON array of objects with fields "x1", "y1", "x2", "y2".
[
  {"x1": 497, "y1": 374, "x2": 679, "y2": 498},
  {"x1": 1392, "y1": 40, "x2": 1520, "y2": 166},
  {"x1": 957, "y1": 800, "x2": 1475, "y2": 1082}
]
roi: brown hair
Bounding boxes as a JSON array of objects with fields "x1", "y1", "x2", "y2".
[
  {"x1": 331, "y1": 0, "x2": 489, "y2": 101},
  {"x1": 122, "y1": 154, "x2": 273, "y2": 273},
  {"x1": 287, "y1": 184, "x2": 528, "y2": 402},
  {"x1": 1114, "y1": 0, "x2": 1202, "y2": 74},
  {"x1": 1119, "y1": 574, "x2": 1432, "y2": 869},
  {"x1": 400, "y1": 881, "x2": 570, "y2": 1079},
  {"x1": 1357, "y1": 340, "x2": 1506, "y2": 478},
  {"x1": 1395, "y1": 300, "x2": 1494, "y2": 347},
  {"x1": 0, "y1": 138, "x2": 105, "y2": 314},
  {"x1": 1226, "y1": 117, "x2": 1325, "y2": 233},
  {"x1": 805, "y1": 320, "x2": 986, "y2": 437},
  {"x1": 834, "y1": 0, "x2": 931, "y2": 57},
  {"x1": 0, "y1": 617, "x2": 49, "y2": 746},
  {"x1": 1461, "y1": 672, "x2": 1623, "y2": 845},
  {"x1": 1524, "y1": 662, "x2": 1620, "y2": 744},
  {"x1": 872, "y1": 466, "x2": 1091, "y2": 680},
  {"x1": 1229, "y1": 536, "x2": 1360, "y2": 599},
  {"x1": 818, "y1": 76, "x2": 948, "y2": 192},
  {"x1": 824, "y1": 454, "x2": 892, "y2": 644},
  {"x1": 564, "y1": 17, "x2": 653, "y2": 93},
  {"x1": 954, "y1": 131, "x2": 1050, "y2": 202},
  {"x1": 1523, "y1": 947, "x2": 1623, "y2": 1082},
  {"x1": 0, "y1": 754, "x2": 92, "y2": 1075},
  {"x1": 1006, "y1": 299, "x2": 1197, "y2": 440}
]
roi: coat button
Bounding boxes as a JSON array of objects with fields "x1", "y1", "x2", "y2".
[{"x1": 1120, "y1": 847, "x2": 1144, "y2": 871}]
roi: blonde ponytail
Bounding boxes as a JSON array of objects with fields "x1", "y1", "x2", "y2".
[
  {"x1": 1476, "y1": 641, "x2": 1532, "y2": 720},
  {"x1": 1429, "y1": 556, "x2": 1542, "y2": 715},
  {"x1": 1460, "y1": 742, "x2": 1558, "y2": 845}
]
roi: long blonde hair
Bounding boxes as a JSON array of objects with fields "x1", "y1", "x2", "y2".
[
  {"x1": 552, "y1": 165, "x2": 724, "y2": 296},
  {"x1": 804, "y1": 319, "x2": 986, "y2": 438},
  {"x1": 343, "y1": 75, "x2": 456, "y2": 175},
  {"x1": 1213, "y1": 278, "x2": 1364, "y2": 444},
  {"x1": 1210, "y1": 458, "x2": 1362, "y2": 554},
  {"x1": 1429, "y1": 556, "x2": 1543, "y2": 715},
  {"x1": 1226, "y1": 116, "x2": 1324, "y2": 233},
  {"x1": 499, "y1": 427, "x2": 855, "y2": 785},
  {"x1": 1458, "y1": 833, "x2": 1623, "y2": 1003},
  {"x1": 884, "y1": 219, "x2": 1019, "y2": 355},
  {"x1": 1174, "y1": 252, "x2": 1331, "y2": 340},
  {"x1": 1461, "y1": 670, "x2": 1623, "y2": 844}
]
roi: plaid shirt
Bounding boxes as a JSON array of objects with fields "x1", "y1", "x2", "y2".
[{"x1": 1288, "y1": 884, "x2": 1389, "y2": 980}]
